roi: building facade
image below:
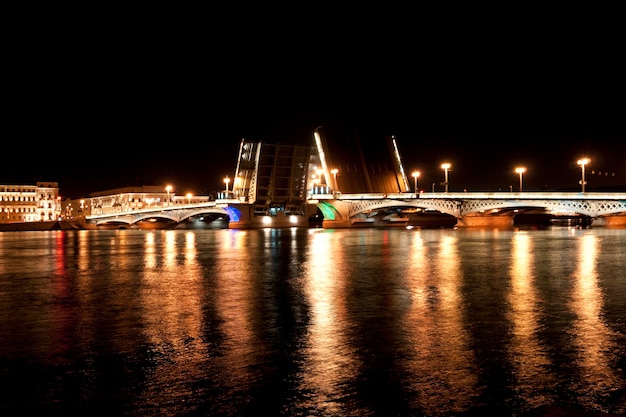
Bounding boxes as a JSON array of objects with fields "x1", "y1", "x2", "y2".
[
  {"x1": 62, "y1": 186, "x2": 211, "y2": 218},
  {"x1": 0, "y1": 182, "x2": 61, "y2": 223}
]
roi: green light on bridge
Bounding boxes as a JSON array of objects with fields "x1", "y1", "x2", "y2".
[{"x1": 318, "y1": 202, "x2": 337, "y2": 220}]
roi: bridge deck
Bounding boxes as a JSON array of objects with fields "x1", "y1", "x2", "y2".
[{"x1": 318, "y1": 192, "x2": 626, "y2": 200}]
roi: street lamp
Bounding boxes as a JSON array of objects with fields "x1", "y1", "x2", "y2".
[
  {"x1": 316, "y1": 169, "x2": 324, "y2": 185},
  {"x1": 411, "y1": 171, "x2": 420, "y2": 194},
  {"x1": 515, "y1": 167, "x2": 526, "y2": 192},
  {"x1": 577, "y1": 158, "x2": 590, "y2": 193},
  {"x1": 224, "y1": 176, "x2": 230, "y2": 192},
  {"x1": 441, "y1": 163, "x2": 451, "y2": 193},
  {"x1": 165, "y1": 185, "x2": 172, "y2": 206},
  {"x1": 186, "y1": 193, "x2": 192, "y2": 204},
  {"x1": 331, "y1": 168, "x2": 338, "y2": 191}
]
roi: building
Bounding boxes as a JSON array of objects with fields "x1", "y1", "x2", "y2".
[
  {"x1": 62, "y1": 185, "x2": 211, "y2": 218},
  {"x1": 0, "y1": 182, "x2": 61, "y2": 223}
]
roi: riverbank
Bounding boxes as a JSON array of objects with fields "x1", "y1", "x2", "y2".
[{"x1": 0, "y1": 218, "x2": 85, "y2": 232}]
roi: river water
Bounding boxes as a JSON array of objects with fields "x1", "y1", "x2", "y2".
[{"x1": 0, "y1": 226, "x2": 625, "y2": 416}]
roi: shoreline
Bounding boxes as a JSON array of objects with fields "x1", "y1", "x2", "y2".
[{"x1": 0, "y1": 218, "x2": 85, "y2": 232}]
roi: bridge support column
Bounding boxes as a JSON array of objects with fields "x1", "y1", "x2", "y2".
[
  {"x1": 603, "y1": 214, "x2": 626, "y2": 228},
  {"x1": 322, "y1": 219, "x2": 353, "y2": 228},
  {"x1": 457, "y1": 213, "x2": 515, "y2": 228},
  {"x1": 227, "y1": 203, "x2": 254, "y2": 229},
  {"x1": 316, "y1": 199, "x2": 353, "y2": 228},
  {"x1": 227, "y1": 203, "x2": 313, "y2": 229}
]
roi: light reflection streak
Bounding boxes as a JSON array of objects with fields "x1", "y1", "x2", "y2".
[
  {"x1": 184, "y1": 231, "x2": 196, "y2": 265},
  {"x1": 211, "y1": 230, "x2": 259, "y2": 395},
  {"x1": 77, "y1": 230, "x2": 90, "y2": 272},
  {"x1": 136, "y1": 230, "x2": 208, "y2": 407},
  {"x1": 75, "y1": 231, "x2": 93, "y2": 327},
  {"x1": 164, "y1": 230, "x2": 176, "y2": 267},
  {"x1": 144, "y1": 231, "x2": 156, "y2": 268},
  {"x1": 507, "y1": 232, "x2": 555, "y2": 406},
  {"x1": 300, "y1": 231, "x2": 356, "y2": 416},
  {"x1": 51, "y1": 231, "x2": 74, "y2": 358},
  {"x1": 405, "y1": 231, "x2": 478, "y2": 413},
  {"x1": 569, "y1": 233, "x2": 622, "y2": 406}
]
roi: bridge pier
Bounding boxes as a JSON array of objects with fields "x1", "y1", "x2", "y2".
[
  {"x1": 226, "y1": 203, "x2": 317, "y2": 229},
  {"x1": 321, "y1": 219, "x2": 353, "y2": 228},
  {"x1": 603, "y1": 214, "x2": 626, "y2": 227},
  {"x1": 457, "y1": 213, "x2": 515, "y2": 228}
]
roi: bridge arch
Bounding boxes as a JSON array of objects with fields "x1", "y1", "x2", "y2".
[
  {"x1": 314, "y1": 199, "x2": 461, "y2": 222},
  {"x1": 315, "y1": 195, "x2": 626, "y2": 223},
  {"x1": 345, "y1": 199, "x2": 460, "y2": 218},
  {"x1": 90, "y1": 207, "x2": 232, "y2": 228},
  {"x1": 459, "y1": 199, "x2": 626, "y2": 217},
  {"x1": 315, "y1": 201, "x2": 342, "y2": 220}
]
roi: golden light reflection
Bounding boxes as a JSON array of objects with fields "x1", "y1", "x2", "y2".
[
  {"x1": 184, "y1": 231, "x2": 196, "y2": 265},
  {"x1": 77, "y1": 230, "x2": 90, "y2": 272},
  {"x1": 164, "y1": 230, "x2": 176, "y2": 267},
  {"x1": 222, "y1": 228, "x2": 248, "y2": 250},
  {"x1": 137, "y1": 230, "x2": 208, "y2": 407},
  {"x1": 405, "y1": 231, "x2": 478, "y2": 412},
  {"x1": 211, "y1": 230, "x2": 259, "y2": 393},
  {"x1": 74, "y1": 231, "x2": 94, "y2": 337},
  {"x1": 144, "y1": 231, "x2": 156, "y2": 269},
  {"x1": 570, "y1": 233, "x2": 620, "y2": 396},
  {"x1": 300, "y1": 231, "x2": 356, "y2": 415},
  {"x1": 507, "y1": 232, "x2": 555, "y2": 405}
]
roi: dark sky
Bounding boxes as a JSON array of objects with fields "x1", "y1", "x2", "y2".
[{"x1": 4, "y1": 9, "x2": 625, "y2": 199}]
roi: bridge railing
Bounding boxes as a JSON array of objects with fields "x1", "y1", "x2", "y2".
[
  {"x1": 87, "y1": 201, "x2": 220, "y2": 219},
  {"x1": 308, "y1": 192, "x2": 626, "y2": 201}
]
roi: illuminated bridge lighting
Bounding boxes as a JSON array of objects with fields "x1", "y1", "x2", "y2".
[
  {"x1": 318, "y1": 202, "x2": 338, "y2": 220},
  {"x1": 224, "y1": 206, "x2": 242, "y2": 222}
]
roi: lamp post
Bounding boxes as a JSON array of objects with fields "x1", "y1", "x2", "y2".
[
  {"x1": 515, "y1": 167, "x2": 526, "y2": 192},
  {"x1": 165, "y1": 185, "x2": 172, "y2": 206},
  {"x1": 331, "y1": 168, "x2": 338, "y2": 191},
  {"x1": 411, "y1": 171, "x2": 420, "y2": 194},
  {"x1": 441, "y1": 163, "x2": 451, "y2": 193},
  {"x1": 577, "y1": 158, "x2": 590, "y2": 193},
  {"x1": 186, "y1": 193, "x2": 192, "y2": 204},
  {"x1": 224, "y1": 176, "x2": 230, "y2": 192},
  {"x1": 316, "y1": 169, "x2": 324, "y2": 185}
]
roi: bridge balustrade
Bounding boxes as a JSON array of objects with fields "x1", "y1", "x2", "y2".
[{"x1": 85, "y1": 192, "x2": 626, "y2": 228}]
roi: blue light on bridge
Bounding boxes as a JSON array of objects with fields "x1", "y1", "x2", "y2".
[{"x1": 224, "y1": 206, "x2": 242, "y2": 222}]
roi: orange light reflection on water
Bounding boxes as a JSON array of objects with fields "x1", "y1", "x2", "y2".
[
  {"x1": 570, "y1": 233, "x2": 621, "y2": 408},
  {"x1": 211, "y1": 230, "x2": 261, "y2": 395},
  {"x1": 507, "y1": 232, "x2": 556, "y2": 407},
  {"x1": 299, "y1": 229, "x2": 357, "y2": 416},
  {"x1": 405, "y1": 231, "x2": 479, "y2": 413},
  {"x1": 135, "y1": 230, "x2": 208, "y2": 405}
]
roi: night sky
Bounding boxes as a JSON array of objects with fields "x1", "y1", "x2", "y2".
[{"x1": 4, "y1": 9, "x2": 624, "y2": 199}]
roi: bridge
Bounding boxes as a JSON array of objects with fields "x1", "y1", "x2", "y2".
[
  {"x1": 83, "y1": 191, "x2": 626, "y2": 229},
  {"x1": 309, "y1": 191, "x2": 626, "y2": 228},
  {"x1": 81, "y1": 128, "x2": 625, "y2": 229}
]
